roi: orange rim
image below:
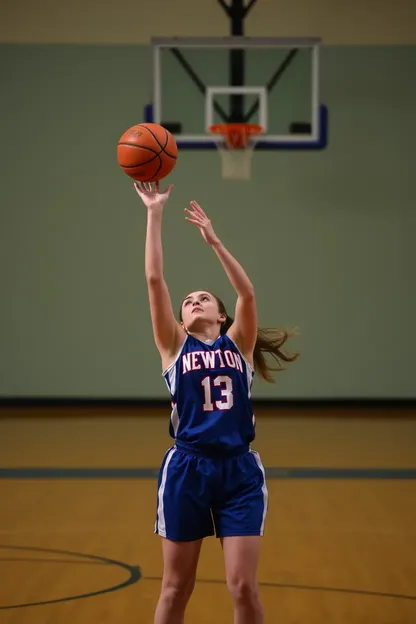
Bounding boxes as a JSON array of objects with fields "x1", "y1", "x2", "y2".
[{"x1": 209, "y1": 123, "x2": 263, "y2": 148}]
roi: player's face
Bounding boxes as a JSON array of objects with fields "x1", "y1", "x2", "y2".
[{"x1": 181, "y1": 291, "x2": 226, "y2": 330}]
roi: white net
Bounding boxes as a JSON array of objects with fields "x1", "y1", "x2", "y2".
[
  {"x1": 215, "y1": 140, "x2": 258, "y2": 180},
  {"x1": 211, "y1": 126, "x2": 262, "y2": 180}
]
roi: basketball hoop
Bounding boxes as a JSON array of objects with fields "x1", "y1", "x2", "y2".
[{"x1": 209, "y1": 123, "x2": 263, "y2": 180}]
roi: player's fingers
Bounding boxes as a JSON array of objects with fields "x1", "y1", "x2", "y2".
[
  {"x1": 185, "y1": 207, "x2": 204, "y2": 220},
  {"x1": 190, "y1": 201, "x2": 203, "y2": 214},
  {"x1": 184, "y1": 208, "x2": 202, "y2": 221},
  {"x1": 190, "y1": 201, "x2": 207, "y2": 217}
]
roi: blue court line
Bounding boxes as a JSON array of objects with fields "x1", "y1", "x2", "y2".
[{"x1": 0, "y1": 467, "x2": 415, "y2": 479}]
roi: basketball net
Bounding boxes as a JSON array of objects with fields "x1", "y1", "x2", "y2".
[{"x1": 209, "y1": 124, "x2": 263, "y2": 180}]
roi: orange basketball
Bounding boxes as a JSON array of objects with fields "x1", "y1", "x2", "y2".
[{"x1": 117, "y1": 123, "x2": 178, "y2": 183}]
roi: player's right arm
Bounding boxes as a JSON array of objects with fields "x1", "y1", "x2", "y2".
[{"x1": 135, "y1": 182, "x2": 186, "y2": 366}]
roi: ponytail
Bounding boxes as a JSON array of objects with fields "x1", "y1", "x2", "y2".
[
  {"x1": 218, "y1": 311, "x2": 299, "y2": 383},
  {"x1": 179, "y1": 292, "x2": 299, "y2": 383}
]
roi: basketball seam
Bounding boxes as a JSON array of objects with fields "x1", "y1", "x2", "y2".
[
  {"x1": 117, "y1": 142, "x2": 160, "y2": 167},
  {"x1": 138, "y1": 124, "x2": 168, "y2": 150},
  {"x1": 118, "y1": 142, "x2": 159, "y2": 154},
  {"x1": 162, "y1": 127, "x2": 178, "y2": 159},
  {"x1": 143, "y1": 155, "x2": 163, "y2": 183},
  {"x1": 118, "y1": 124, "x2": 177, "y2": 181},
  {"x1": 138, "y1": 125, "x2": 177, "y2": 160}
]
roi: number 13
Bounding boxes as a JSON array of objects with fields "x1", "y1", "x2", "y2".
[{"x1": 201, "y1": 375, "x2": 234, "y2": 411}]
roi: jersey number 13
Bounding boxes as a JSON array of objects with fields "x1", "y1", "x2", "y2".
[{"x1": 201, "y1": 375, "x2": 234, "y2": 411}]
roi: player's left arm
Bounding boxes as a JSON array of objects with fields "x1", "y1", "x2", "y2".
[
  {"x1": 184, "y1": 201, "x2": 257, "y2": 358},
  {"x1": 212, "y1": 241, "x2": 257, "y2": 355}
]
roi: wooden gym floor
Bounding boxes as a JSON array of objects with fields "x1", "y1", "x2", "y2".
[{"x1": 0, "y1": 406, "x2": 415, "y2": 623}]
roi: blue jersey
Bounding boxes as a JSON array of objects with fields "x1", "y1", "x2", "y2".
[{"x1": 163, "y1": 333, "x2": 255, "y2": 456}]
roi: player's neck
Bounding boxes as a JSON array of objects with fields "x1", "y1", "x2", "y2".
[{"x1": 188, "y1": 329, "x2": 221, "y2": 344}]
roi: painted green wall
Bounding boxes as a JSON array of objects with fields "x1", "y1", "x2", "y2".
[{"x1": 0, "y1": 44, "x2": 415, "y2": 399}]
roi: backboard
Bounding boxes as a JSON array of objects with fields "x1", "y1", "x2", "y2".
[{"x1": 145, "y1": 36, "x2": 328, "y2": 152}]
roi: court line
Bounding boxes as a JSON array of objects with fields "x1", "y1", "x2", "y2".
[
  {"x1": 0, "y1": 467, "x2": 415, "y2": 479},
  {"x1": 0, "y1": 545, "x2": 141, "y2": 610},
  {"x1": 143, "y1": 575, "x2": 416, "y2": 602},
  {"x1": 1, "y1": 549, "x2": 414, "y2": 607},
  {"x1": 1, "y1": 548, "x2": 415, "y2": 608}
]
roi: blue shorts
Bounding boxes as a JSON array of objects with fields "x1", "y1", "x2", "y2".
[{"x1": 154, "y1": 443, "x2": 268, "y2": 542}]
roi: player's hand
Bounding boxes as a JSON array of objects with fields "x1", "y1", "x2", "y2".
[
  {"x1": 184, "y1": 201, "x2": 221, "y2": 245},
  {"x1": 134, "y1": 181, "x2": 173, "y2": 211}
]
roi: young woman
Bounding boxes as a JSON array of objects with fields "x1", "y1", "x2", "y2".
[{"x1": 135, "y1": 181, "x2": 298, "y2": 624}]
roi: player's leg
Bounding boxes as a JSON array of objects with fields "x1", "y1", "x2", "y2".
[
  {"x1": 213, "y1": 449, "x2": 268, "y2": 624},
  {"x1": 154, "y1": 537, "x2": 202, "y2": 624},
  {"x1": 153, "y1": 447, "x2": 215, "y2": 623},
  {"x1": 221, "y1": 535, "x2": 264, "y2": 624}
]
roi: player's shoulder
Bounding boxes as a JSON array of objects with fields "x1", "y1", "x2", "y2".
[
  {"x1": 161, "y1": 333, "x2": 189, "y2": 373},
  {"x1": 221, "y1": 331, "x2": 240, "y2": 349},
  {"x1": 224, "y1": 331, "x2": 255, "y2": 369}
]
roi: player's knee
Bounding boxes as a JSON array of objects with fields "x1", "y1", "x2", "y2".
[
  {"x1": 160, "y1": 577, "x2": 195, "y2": 608},
  {"x1": 227, "y1": 576, "x2": 259, "y2": 606}
]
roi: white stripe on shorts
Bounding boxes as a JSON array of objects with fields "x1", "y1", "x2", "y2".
[
  {"x1": 250, "y1": 449, "x2": 268, "y2": 536},
  {"x1": 155, "y1": 447, "x2": 176, "y2": 538}
]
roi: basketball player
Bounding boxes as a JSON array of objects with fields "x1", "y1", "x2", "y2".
[{"x1": 134, "y1": 181, "x2": 298, "y2": 624}]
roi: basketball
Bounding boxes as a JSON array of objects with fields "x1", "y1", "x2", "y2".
[{"x1": 117, "y1": 123, "x2": 178, "y2": 183}]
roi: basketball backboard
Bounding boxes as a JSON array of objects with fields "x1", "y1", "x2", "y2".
[{"x1": 145, "y1": 36, "x2": 328, "y2": 152}]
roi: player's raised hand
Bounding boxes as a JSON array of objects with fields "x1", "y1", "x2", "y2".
[
  {"x1": 184, "y1": 201, "x2": 221, "y2": 245},
  {"x1": 134, "y1": 181, "x2": 173, "y2": 211}
]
